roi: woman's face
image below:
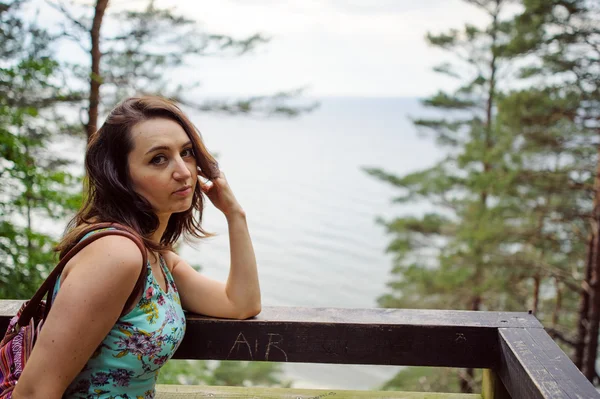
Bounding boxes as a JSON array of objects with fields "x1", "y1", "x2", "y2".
[{"x1": 127, "y1": 117, "x2": 197, "y2": 219}]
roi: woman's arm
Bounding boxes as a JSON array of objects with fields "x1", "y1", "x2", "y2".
[
  {"x1": 12, "y1": 236, "x2": 144, "y2": 399},
  {"x1": 170, "y1": 171, "x2": 261, "y2": 319},
  {"x1": 170, "y1": 210, "x2": 261, "y2": 319},
  {"x1": 224, "y1": 209, "x2": 261, "y2": 315}
]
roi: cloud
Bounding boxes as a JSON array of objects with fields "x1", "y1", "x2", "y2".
[
  {"x1": 148, "y1": 0, "x2": 489, "y2": 97},
  {"x1": 225, "y1": 0, "x2": 448, "y2": 15},
  {"x1": 324, "y1": 0, "x2": 451, "y2": 15}
]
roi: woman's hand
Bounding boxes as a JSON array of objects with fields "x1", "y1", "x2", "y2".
[
  {"x1": 200, "y1": 171, "x2": 244, "y2": 217},
  {"x1": 193, "y1": 169, "x2": 260, "y2": 319}
]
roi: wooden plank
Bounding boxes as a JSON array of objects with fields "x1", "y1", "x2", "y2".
[
  {"x1": 0, "y1": 302, "x2": 542, "y2": 329},
  {"x1": 0, "y1": 300, "x2": 23, "y2": 317},
  {"x1": 156, "y1": 384, "x2": 483, "y2": 399},
  {"x1": 199, "y1": 307, "x2": 542, "y2": 328},
  {"x1": 481, "y1": 369, "x2": 510, "y2": 399},
  {"x1": 175, "y1": 318, "x2": 500, "y2": 367},
  {"x1": 0, "y1": 300, "x2": 21, "y2": 332},
  {"x1": 526, "y1": 328, "x2": 599, "y2": 398},
  {"x1": 497, "y1": 328, "x2": 600, "y2": 399},
  {"x1": 173, "y1": 306, "x2": 539, "y2": 367},
  {"x1": 1, "y1": 302, "x2": 532, "y2": 367}
]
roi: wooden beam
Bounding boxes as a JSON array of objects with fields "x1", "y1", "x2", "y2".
[
  {"x1": 0, "y1": 302, "x2": 541, "y2": 368},
  {"x1": 231, "y1": 307, "x2": 543, "y2": 328},
  {"x1": 497, "y1": 328, "x2": 600, "y2": 398},
  {"x1": 0, "y1": 302, "x2": 542, "y2": 330},
  {"x1": 177, "y1": 316, "x2": 499, "y2": 367},
  {"x1": 155, "y1": 384, "x2": 483, "y2": 398},
  {"x1": 172, "y1": 306, "x2": 540, "y2": 367}
]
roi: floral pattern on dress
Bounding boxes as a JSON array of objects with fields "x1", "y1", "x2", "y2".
[{"x1": 53, "y1": 235, "x2": 186, "y2": 399}]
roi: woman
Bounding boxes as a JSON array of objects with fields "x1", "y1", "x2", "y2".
[{"x1": 13, "y1": 96, "x2": 261, "y2": 398}]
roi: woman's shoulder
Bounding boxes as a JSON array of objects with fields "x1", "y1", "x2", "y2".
[
  {"x1": 161, "y1": 250, "x2": 182, "y2": 273},
  {"x1": 62, "y1": 233, "x2": 145, "y2": 283}
]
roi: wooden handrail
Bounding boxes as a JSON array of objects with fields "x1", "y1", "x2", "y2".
[
  {"x1": 176, "y1": 306, "x2": 539, "y2": 368},
  {"x1": 1, "y1": 300, "x2": 598, "y2": 398}
]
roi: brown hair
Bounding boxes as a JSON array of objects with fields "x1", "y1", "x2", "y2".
[{"x1": 55, "y1": 96, "x2": 219, "y2": 258}]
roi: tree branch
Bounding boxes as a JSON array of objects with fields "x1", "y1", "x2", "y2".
[
  {"x1": 546, "y1": 327, "x2": 578, "y2": 347},
  {"x1": 45, "y1": 0, "x2": 89, "y2": 32}
]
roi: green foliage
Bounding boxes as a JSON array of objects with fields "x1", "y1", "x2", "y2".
[
  {"x1": 369, "y1": 0, "x2": 599, "y2": 390},
  {"x1": 367, "y1": 0, "x2": 565, "y2": 392},
  {"x1": 369, "y1": 0, "x2": 516, "y2": 312},
  {"x1": 157, "y1": 360, "x2": 291, "y2": 388},
  {"x1": 0, "y1": 0, "x2": 82, "y2": 298},
  {"x1": 498, "y1": 1, "x2": 599, "y2": 365},
  {"x1": 380, "y1": 367, "x2": 464, "y2": 393}
]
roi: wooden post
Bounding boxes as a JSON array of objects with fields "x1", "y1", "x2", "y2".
[
  {"x1": 498, "y1": 327, "x2": 600, "y2": 398},
  {"x1": 482, "y1": 369, "x2": 510, "y2": 399}
]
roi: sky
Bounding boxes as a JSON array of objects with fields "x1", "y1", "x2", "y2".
[
  {"x1": 130, "y1": 0, "x2": 492, "y2": 98},
  {"x1": 33, "y1": 0, "x2": 498, "y2": 98}
]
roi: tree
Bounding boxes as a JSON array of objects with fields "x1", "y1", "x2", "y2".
[
  {"x1": 47, "y1": 0, "x2": 316, "y2": 141},
  {"x1": 493, "y1": 86, "x2": 592, "y2": 348},
  {"x1": 371, "y1": 0, "x2": 600, "y2": 390},
  {"x1": 366, "y1": 0, "x2": 520, "y2": 392},
  {"x1": 0, "y1": 0, "x2": 82, "y2": 298},
  {"x1": 507, "y1": 0, "x2": 600, "y2": 381}
]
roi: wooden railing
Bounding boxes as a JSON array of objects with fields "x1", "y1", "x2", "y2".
[{"x1": 1, "y1": 300, "x2": 598, "y2": 398}]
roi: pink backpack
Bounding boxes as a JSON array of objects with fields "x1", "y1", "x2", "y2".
[{"x1": 0, "y1": 223, "x2": 147, "y2": 398}]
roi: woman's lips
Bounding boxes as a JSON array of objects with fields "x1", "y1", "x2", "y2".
[{"x1": 173, "y1": 186, "x2": 192, "y2": 196}]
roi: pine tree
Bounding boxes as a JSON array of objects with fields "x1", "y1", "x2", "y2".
[
  {"x1": 366, "y1": 0, "x2": 519, "y2": 392},
  {"x1": 493, "y1": 87, "x2": 591, "y2": 350},
  {"x1": 0, "y1": 0, "x2": 82, "y2": 298},
  {"x1": 371, "y1": 0, "x2": 600, "y2": 390},
  {"x1": 506, "y1": 0, "x2": 600, "y2": 381}
]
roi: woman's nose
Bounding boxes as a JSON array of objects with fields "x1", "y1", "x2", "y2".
[{"x1": 173, "y1": 157, "x2": 192, "y2": 180}]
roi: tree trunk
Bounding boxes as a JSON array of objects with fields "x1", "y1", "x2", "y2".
[
  {"x1": 459, "y1": 1, "x2": 500, "y2": 394},
  {"x1": 532, "y1": 273, "x2": 540, "y2": 316},
  {"x1": 552, "y1": 277, "x2": 561, "y2": 327},
  {"x1": 582, "y1": 145, "x2": 600, "y2": 381},
  {"x1": 459, "y1": 295, "x2": 481, "y2": 393},
  {"x1": 459, "y1": 369, "x2": 475, "y2": 393},
  {"x1": 24, "y1": 143, "x2": 33, "y2": 286},
  {"x1": 86, "y1": 0, "x2": 109, "y2": 140},
  {"x1": 575, "y1": 232, "x2": 593, "y2": 369}
]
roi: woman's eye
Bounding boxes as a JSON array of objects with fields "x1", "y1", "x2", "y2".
[
  {"x1": 182, "y1": 148, "x2": 194, "y2": 157},
  {"x1": 150, "y1": 155, "x2": 167, "y2": 165}
]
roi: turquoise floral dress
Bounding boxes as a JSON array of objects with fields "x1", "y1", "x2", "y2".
[{"x1": 52, "y1": 229, "x2": 186, "y2": 398}]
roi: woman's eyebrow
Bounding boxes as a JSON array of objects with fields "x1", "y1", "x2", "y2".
[
  {"x1": 145, "y1": 145, "x2": 169, "y2": 155},
  {"x1": 145, "y1": 141, "x2": 192, "y2": 155}
]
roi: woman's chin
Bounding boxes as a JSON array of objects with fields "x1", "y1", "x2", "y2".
[{"x1": 171, "y1": 203, "x2": 194, "y2": 214}]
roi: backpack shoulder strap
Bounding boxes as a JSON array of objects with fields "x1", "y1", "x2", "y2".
[{"x1": 18, "y1": 223, "x2": 147, "y2": 326}]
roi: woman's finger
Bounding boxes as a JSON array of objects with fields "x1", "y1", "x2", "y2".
[{"x1": 200, "y1": 181, "x2": 213, "y2": 193}]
